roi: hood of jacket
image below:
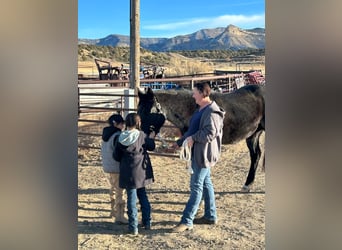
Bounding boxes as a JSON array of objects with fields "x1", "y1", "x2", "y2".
[
  {"x1": 210, "y1": 101, "x2": 226, "y2": 119},
  {"x1": 102, "y1": 126, "x2": 121, "y2": 142},
  {"x1": 118, "y1": 129, "x2": 140, "y2": 146}
]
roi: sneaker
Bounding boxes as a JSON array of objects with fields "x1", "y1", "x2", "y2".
[
  {"x1": 193, "y1": 216, "x2": 217, "y2": 225},
  {"x1": 172, "y1": 223, "x2": 193, "y2": 233},
  {"x1": 143, "y1": 224, "x2": 151, "y2": 230}
]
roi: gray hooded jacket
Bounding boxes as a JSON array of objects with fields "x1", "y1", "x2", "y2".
[
  {"x1": 101, "y1": 127, "x2": 121, "y2": 173},
  {"x1": 191, "y1": 101, "x2": 225, "y2": 167},
  {"x1": 113, "y1": 129, "x2": 155, "y2": 189}
]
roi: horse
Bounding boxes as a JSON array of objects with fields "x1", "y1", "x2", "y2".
[{"x1": 137, "y1": 84, "x2": 265, "y2": 192}]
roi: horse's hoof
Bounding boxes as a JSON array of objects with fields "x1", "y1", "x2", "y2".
[{"x1": 241, "y1": 185, "x2": 250, "y2": 193}]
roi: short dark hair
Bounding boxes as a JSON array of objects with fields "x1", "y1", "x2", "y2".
[
  {"x1": 194, "y1": 82, "x2": 211, "y2": 97},
  {"x1": 125, "y1": 113, "x2": 141, "y2": 130},
  {"x1": 108, "y1": 113, "x2": 124, "y2": 126}
]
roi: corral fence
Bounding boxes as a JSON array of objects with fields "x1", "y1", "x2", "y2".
[
  {"x1": 78, "y1": 81, "x2": 181, "y2": 158},
  {"x1": 78, "y1": 72, "x2": 262, "y2": 159}
]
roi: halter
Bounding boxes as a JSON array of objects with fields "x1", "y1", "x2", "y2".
[
  {"x1": 153, "y1": 95, "x2": 164, "y2": 117},
  {"x1": 151, "y1": 94, "x2": 169, "y2": 150}
]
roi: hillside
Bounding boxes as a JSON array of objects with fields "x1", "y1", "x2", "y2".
[
  {"x1": 78, "y1": 45, "x2": 265, "y2": 64},
  {"x1": 78, "y1": 24, "x2": 265, "y2": 51}
]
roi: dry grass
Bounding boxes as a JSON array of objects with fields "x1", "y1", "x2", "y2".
[{"x1": 78, "y1": 56, "x2": 265, "y2": 78}]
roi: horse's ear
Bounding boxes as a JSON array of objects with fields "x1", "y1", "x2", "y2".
[
  {"x1": 137, "y1": 87, "x2": 145, "y2": 98},
  {"x1": 147, "y1": 87, "x2": 154, "y2": 95}
]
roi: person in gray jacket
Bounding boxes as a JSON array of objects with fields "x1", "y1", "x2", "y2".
[
  {"x1": 113, "y1": 113, "x2": 156, "y2": 235},
  {"x1": 172, "y1": 82, "x2": 225, "y2": 233},
  {"x1": 101, "y1": 113, "x2": 128, "y2": 224}
]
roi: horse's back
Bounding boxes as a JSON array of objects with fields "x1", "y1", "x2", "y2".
[
  {"x1": 212, "y1": 84, "x2": 264, "y2": 109},
  {"x1": 227, "y1": 84, "x2": 264, "y2": 99},
  {"x1": 212, "y1": 85, "x2": 265, "y2": 144}
]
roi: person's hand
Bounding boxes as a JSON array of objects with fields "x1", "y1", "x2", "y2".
[
  {"x1": 186, "y1": 136, "x2": 194, "y2": 147},
  {"x1": 172, "y1": 142, "x2": 179, "y2": 149}
]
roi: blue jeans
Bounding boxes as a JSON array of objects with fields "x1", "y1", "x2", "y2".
[
  {"x1": 126, "y1": 187, "x2": 151, "y2": 232},
  {"x1": 180, "y1": 160, "x2": 217, "y2": 226}
]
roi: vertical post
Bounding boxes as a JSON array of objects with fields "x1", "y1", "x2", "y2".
[
  {"x1": 124, "y1": 89, "x2": 135, "y2": 118},
  {"x1": 78, "y1": 86, "x2": 80, "y2": 117},
  {"x1": 130, "y1": 0, "x2": 140, "y2": 107},
  {"x1": 129, "y1": 2, "x2": 133, "y2": 84}
]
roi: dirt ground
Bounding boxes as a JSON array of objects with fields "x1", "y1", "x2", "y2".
[{"x1": 78, "y1": 119, "x2": 265, "y2": 249}]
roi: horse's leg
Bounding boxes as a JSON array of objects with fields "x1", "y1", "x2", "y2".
[{"x1": 241, "y1": 129, "x2": 263, "y2": 192}]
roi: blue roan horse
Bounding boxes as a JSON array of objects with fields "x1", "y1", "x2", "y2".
[{"x1": 137, "y1": 84, "x2": 265, "y2": 192}]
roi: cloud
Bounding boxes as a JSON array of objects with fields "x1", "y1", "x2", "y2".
[
  {"x1": 214, "y1": 14, "x2": 264, "y2": 26},
  {"x1": 143, "y1": 14, "x2": 265, "y2": 32}
]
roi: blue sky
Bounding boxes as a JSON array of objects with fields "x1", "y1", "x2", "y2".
[{"x1": 78, "y1": 0, "x2": 265, "y2": 39}]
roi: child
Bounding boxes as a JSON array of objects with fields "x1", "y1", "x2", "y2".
[
  {"x1": 113, "y1": 113, "x2": 156, "y2": 235},
  {"x1": 101, "y1": 113, "x2": 128, "y2": 224}
]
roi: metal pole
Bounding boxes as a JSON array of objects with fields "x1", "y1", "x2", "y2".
[{"x1": 130, "y1": 0, "x2": 140, "y2": 107}]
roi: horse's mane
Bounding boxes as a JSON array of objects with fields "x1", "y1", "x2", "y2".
[{"x1": 153, "y1": 89, "x2": 192, "y2": 95}]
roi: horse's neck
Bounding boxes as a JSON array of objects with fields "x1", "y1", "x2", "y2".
[{"x1": 156, "y1": 91, "x2": 194, "y2": 128}]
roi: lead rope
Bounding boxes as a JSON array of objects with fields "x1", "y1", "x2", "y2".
[
  {"x1": 156, "y1": 133, "x2": 168, "y2": 149},
  {"x1": 179, "y1": 138, "x2": 193, "y2": 174}
]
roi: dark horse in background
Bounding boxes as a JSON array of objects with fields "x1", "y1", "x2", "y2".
[{"x1": 137, "y1": 84, "x2": 265, "y2": 192}]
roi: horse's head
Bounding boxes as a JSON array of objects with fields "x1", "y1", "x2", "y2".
[
  {"x1": 137, "y1": 87, "x2": 158, "y2": 115},
  {"x1": 138, "y1": 87, "x2": 196, "y2": 136},
  {"x1": 137, "y1": 87, "x2": 166, "y2": 135}
]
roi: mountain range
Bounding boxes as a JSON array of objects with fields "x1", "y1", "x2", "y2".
[{"x1": 78, "y1": 24, "x2": 265, "y2": 51}]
